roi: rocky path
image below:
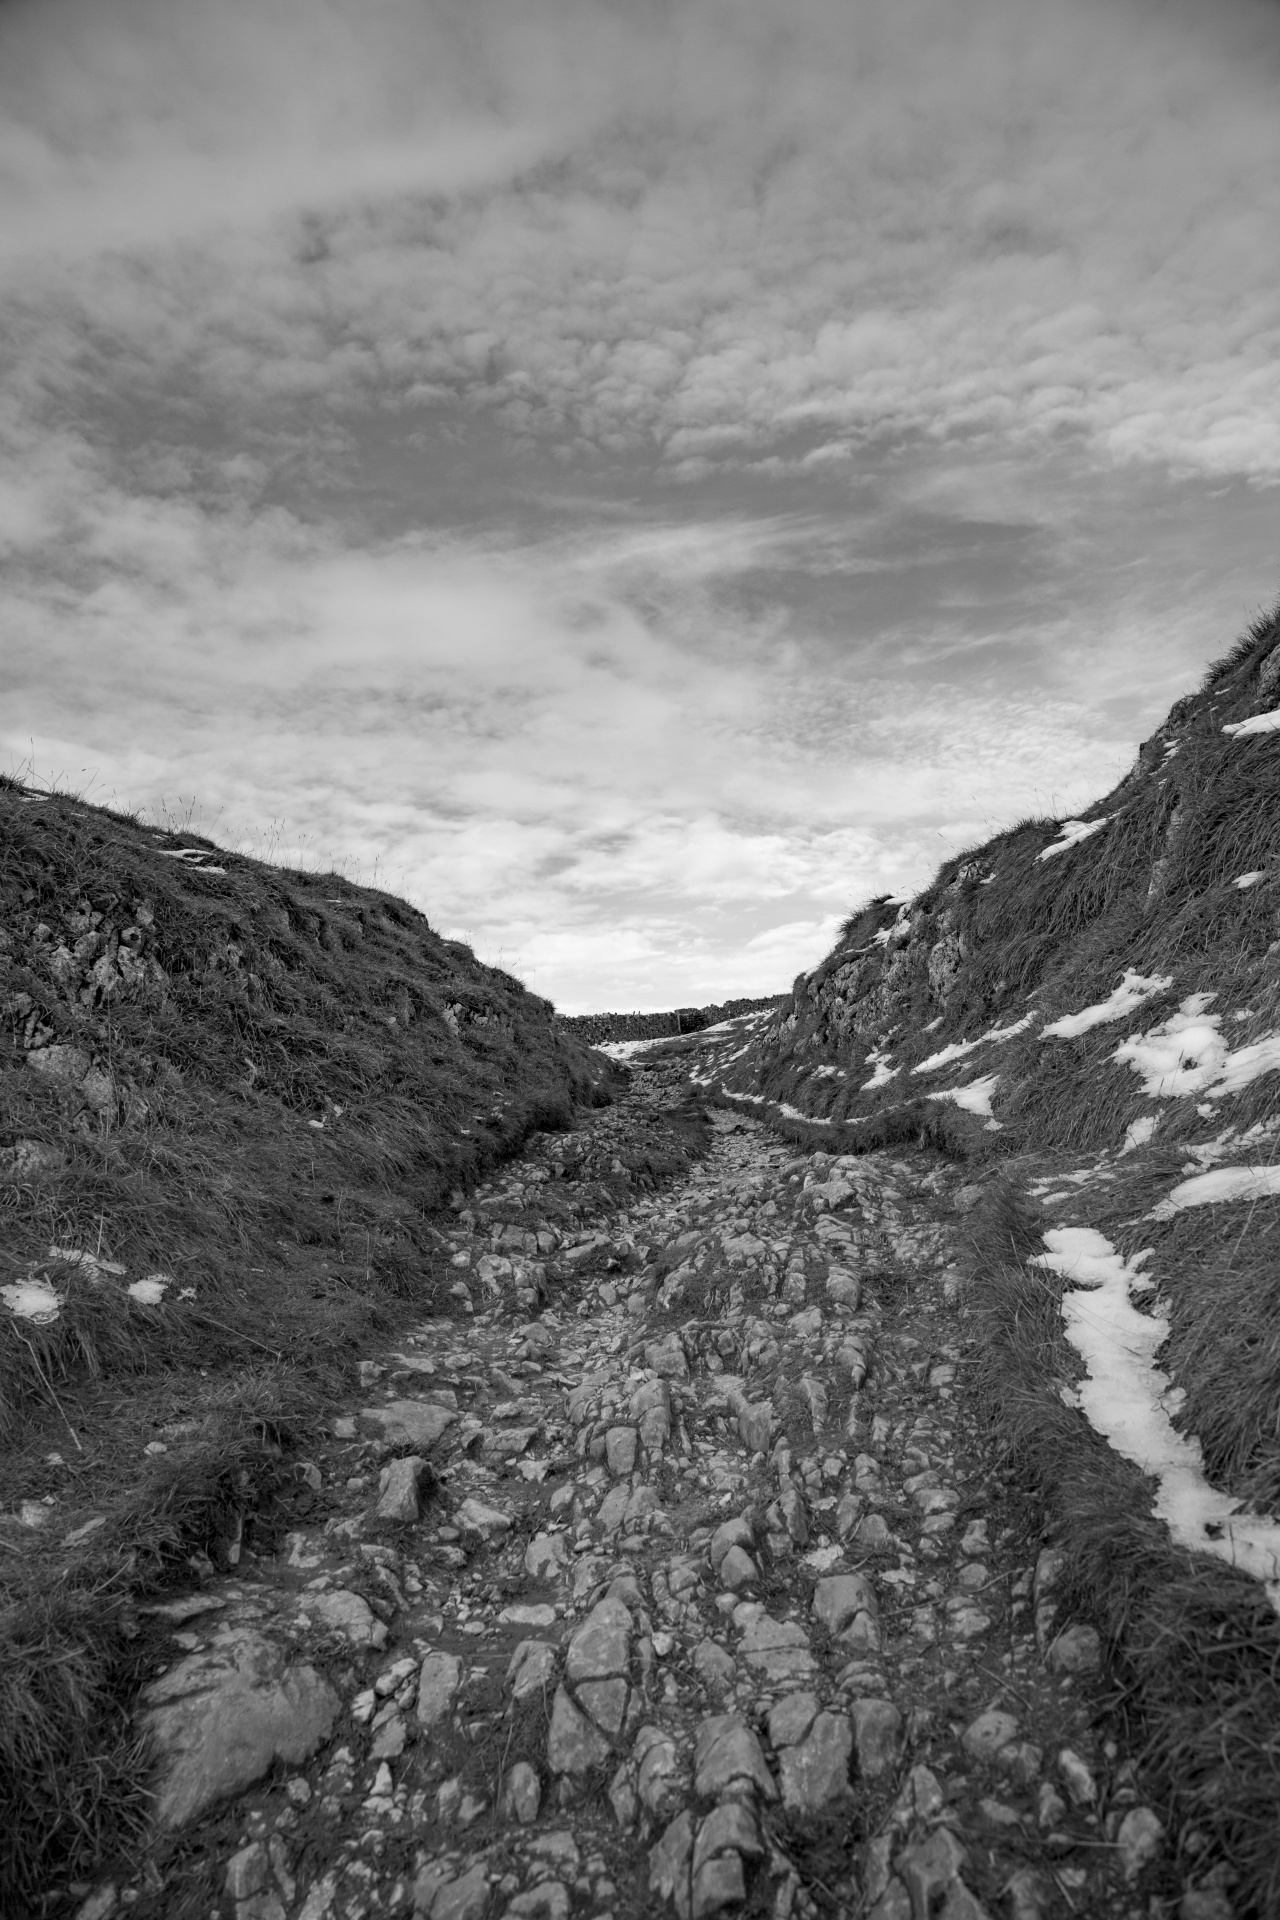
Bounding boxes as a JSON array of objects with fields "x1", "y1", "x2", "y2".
[{"x1": 70, "y1": 1055, "x2": 1193, "y2": 1920}]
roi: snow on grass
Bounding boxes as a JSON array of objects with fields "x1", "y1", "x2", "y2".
[
  {"x1": 1235, "y1": 871, "x2": 1265, "y2": 889},
  {"x1": 925, "y1": 1072, "x2": 1000, "y2": 1122},
  {"x1": 861, "y1": 1047, "x2": 898, "y2": 1090},
  {"x1": 1113, "y1": 995, "x2": 1280, "y2": 1102},
  {"x1": 1035, "y1": 1226, "x2": 1280, "y2": 1609},
  {"x1": 1223, "y1": 709, "x2": 1280, "y2": 738},
  {"x1": 873, "y1": 904, "x2": 912, "y2": 948},
  {"x1": 1042, "y1": 970, "x2": 1172, "y2": 1040},
  {"x1": 1, "y1": 1280, "x2": 61, "y2": 1323},
  {"x1": 1120, "y1": 1115, "x2": 1159, "y2": 1155},
  {"x1": 1037, "y1": 816, "x2": 1110, "y2": 861},
  {"x1": 913, "y1": 1011, "x2": 1037, "y2": 1074},
  {"x1": 1150, "y1": 1165, "x2": 1280, "y2": 1220},
  {"x1": 158, "y1": 848, "x2": 228, "y2": 874},
  {"x1": 127, "y1": 1275, "x2": 171, "y2": 1305}
]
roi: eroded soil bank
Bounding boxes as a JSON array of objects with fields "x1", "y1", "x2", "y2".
[{"x1": 63, "y1": 1053, "x2": 1219, "y2": 1920}]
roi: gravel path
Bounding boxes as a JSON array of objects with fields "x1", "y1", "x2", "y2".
[{"x1": 87, "y1": 1055, "x2": 1190, "y2": 1920}]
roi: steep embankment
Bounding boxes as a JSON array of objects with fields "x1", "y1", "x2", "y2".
[
  {"x1": 690, "y1": 603, "x2": 1280, "y2": 1910},
  {"x1": 0, "y1": 784, "x2": 613, "y2": 1899}
]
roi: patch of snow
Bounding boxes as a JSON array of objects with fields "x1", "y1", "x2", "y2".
[
  {"x1": 1037, "y1": 817, "x2": 1110, "y2": 862},
  {"x1": 913, "y1": 1011, "x2": 1037, "y2": 1074},
  {"x1": 158, "y1": 848, "x2": 228, "y2": 874},
  {"x1": 1223, "y1": 710, "x2": 1280, "y2": 738},
  {"x1": 1113, "y1": 996, "x2": 1280, "y2": 1103},
  {"x1": 861, "y1": 1047, "x2": 898, "y2": 1090},
  {"x1": 914, "y1": 1038, "x2": 977, "y2": 1074},
  {"x1": 1119, "y1": 1115, "x2": 1158, "y2": 1156},
  {"x1": 923, "y1": 1016, "x2": 944, "y2": 1033},
  {"x1": 1, "y1": 1280, "x2": 61, "y2": 1322},
  {"x1": 1035, "y1": 1226, "x2": 1280, "y2": 1609},
  {"x1": 1042, "y1": 970, "x2": 1173, "y2": 1040},
  {"x1": 873, "y1": 904, "x2": 912, "y2": 948},
  {"x1": 778, "y1": 1102, "x2": 834, "y2": 1127},
  {"x1": 128, "y1": 1275, "x2": 170, "y2": 1305},
  {"x1": 925, "y1": 1073, "x2": 999, "y2": 1120},
  {"x1": 595, "y1": 1036, "x2": 687, "y2": 1061},
  {"x1": 1235, "y1": 871, "x2": 1265, "y2": 889},
  {"x1": 1150, "y1": 1165, "x2": 1280, "y2": 1220},
  {"x1": 47, "y1": 1245, "x2": 126, "y2": 1277}
]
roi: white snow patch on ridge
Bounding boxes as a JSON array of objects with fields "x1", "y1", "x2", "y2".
[
  {"x1": 1037, "y1": 817, "x2": 1109, "y2": 861},
  {"x1": 925, "y1": 1073, "x2": 1000, "y2": 1123},
  {"x1": 1235, "y1": 871, "x2": 1265, "y2": 889},
  {"x1": 1042, "y1": 970, "x2": 1172, "y2": 1039},
  {"x1": 913, "y1": 1012, "x2": 1037, "y2": 1074},
  {"x1": 861, "y1": 1047, "x2": 897, "y2": 1090},
  {"x1": 1150, "y1": 1165, "x2": 1280, "y2": 1220},
  {"x1": 1120, "y1": 1115, "x2": 1159, "y2": 1155},
  {"x1": 1, "y1": 1280, "x2": 61, "y2": 1323},
  {"x1": 1223, "y1": 710, "x2": 1280, "y2": 738},
  {"x1": 1113, "y1": 996, "x2": 1280, "y2": 1102},
  {"x1": 1035, "y1": 1226, "x2": 1280, "y2": 1609}
]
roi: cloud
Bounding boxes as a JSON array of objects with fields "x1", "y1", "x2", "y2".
[{"x1": 2, "y1": 0, "x2": 1279, "y2": 1007}]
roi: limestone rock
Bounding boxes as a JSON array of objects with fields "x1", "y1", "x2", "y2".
[
  {"x1": 454, "y1": 1496, "x2": 512, "y2": 1541},
  {"x1": 417, "y1": 1651, "x2": 462, "y2": 1728},
  {"x1": 692, "y1": 1640, "x2": 736, "y2": 1695},
  {"x1": 778, "y1": 1711, "x2": 852, "y2": 1812},
  {"x1": 1047, "y1": 1624, "x2": 1102, "y2": 1674},
  {"x1": 508, "y1": 1639, "x2": 558, "y2": 1701},
  {"x1": 606, "y1": 1426, "x2": 639, "y2": 1476},
  {"x1": 961, "y1": 1708, "x2": 1020, "y2": 1764},
  {"x1": 547, "y1": 1685, "x2": 612, "y2": 1773},
  {"x1": 566, "y1": 1597, "x2": 632, "y2": 1682},
  {"x1": 142, "y1": 1628, "x2": 339, "y2": 1828},
  {"x1": 767, "y1": 1691, "x2": 818, "y2": 1748},
  {"x1": 500, "y1": 1760, "x2": 542, "y2": 1824},
  {"x1": 691, "y1": 1801, "x2": 762, "y2": 1918},
  {"x1": 649, "y1": 1810, "x2": 695, "y2": 1920},
  {"x1": 1117, "y1": 1806, "x2": 1165, "y2": 1880},
  {"x1": 362, "y1": 1401, "x2": 456, "y2": 1450},
  {"x1": 635, "y1": 1724, "x2": 685, "y2": 1817},
  {"x1": 739, "y1": 1615, "x2": 814, "y2": 1682},
  {"x1": 812, "y1": 1573, "x2": 876, "y2": 1635},
  {"x1": 376, "y1": 1456, "x2": 427, "y2": 1522},
  {"x1": 851, "y1": 1697, "x2": 903, "y2": 1779},
  {"x1": 693, "y1": 1714, "x2": 777, "y2": 1801},
  {"x1": 897, "y1": 1830, "x2": 967, "y2": 1919},
  {"x1": 311, "y1": 1590, "x2": 385, "y2": 1649}
]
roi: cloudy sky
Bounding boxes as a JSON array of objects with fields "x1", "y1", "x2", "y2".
[{"x1": 3, "y1": 0, "x2": 1279, "y2": 1011}]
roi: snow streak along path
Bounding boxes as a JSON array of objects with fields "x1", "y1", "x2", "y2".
[{"x1": 1035, "y1": 1227, "x2": 1280, "y2": 1610}]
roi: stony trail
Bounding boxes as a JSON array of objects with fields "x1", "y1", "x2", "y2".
[{"x1": 87, "y1": 1054, "x2": 1185, "y2": 1920}]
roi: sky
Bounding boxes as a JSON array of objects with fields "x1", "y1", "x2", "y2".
[{"x1": 2, "y1": 0, "x2": 1279, "y2": 1012}]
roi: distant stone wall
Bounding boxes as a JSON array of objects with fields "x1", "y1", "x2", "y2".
[{"x1": 560, "y1": 994, "x2": 786, "y2": 1046}]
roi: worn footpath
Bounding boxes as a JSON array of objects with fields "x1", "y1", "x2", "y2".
[{"x1": 65, "y1": 1050, "x2": 1196, "y2": 1920}]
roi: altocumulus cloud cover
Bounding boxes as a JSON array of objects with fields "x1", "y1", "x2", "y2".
[{"x1": 2, "y1": 0, "x2": 1279, "y2": 1009}]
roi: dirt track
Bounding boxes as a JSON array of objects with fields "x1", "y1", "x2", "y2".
[{"x1": 83, "y1": 1051, "x2": 1196, "y2": 1920}]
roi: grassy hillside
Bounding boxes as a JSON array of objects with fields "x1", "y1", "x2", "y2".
[
  {"x1": 692, "y1": 599, "x2": 1280, "y2": 1912},
  {"x1": 0, "y1": 783, "x2": 611, "y2": 1896}
]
